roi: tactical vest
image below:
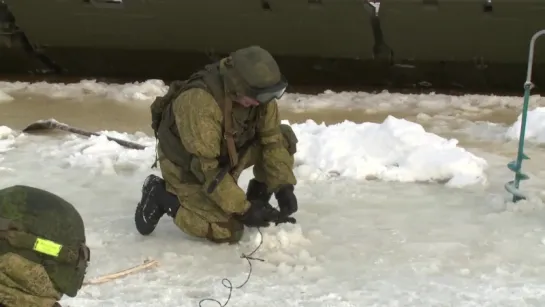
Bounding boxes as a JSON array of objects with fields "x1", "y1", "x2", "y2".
[{"x1": 155, "y1": 62, "x2": 264, "y2": 183}]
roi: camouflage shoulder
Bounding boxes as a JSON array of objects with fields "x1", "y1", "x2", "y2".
[
  {"x1": 172, "y1": 88, "x2": 222, "y2": 121},
  {"x1": 262, "y1": 98, "x2": 279, "y2": 113}
]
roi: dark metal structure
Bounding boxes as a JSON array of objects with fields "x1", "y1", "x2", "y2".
[{"x1": 1, "y1": 0, "x2": 544, "y2": 94}]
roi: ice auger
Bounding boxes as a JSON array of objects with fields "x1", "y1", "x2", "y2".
[{"x1": 505, "y1": 29, "x2": 545, "y2": 203}]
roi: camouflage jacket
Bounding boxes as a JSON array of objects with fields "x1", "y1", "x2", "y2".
[{"x1": 0, "y1": 253, "x2": 62, "y2": 307}]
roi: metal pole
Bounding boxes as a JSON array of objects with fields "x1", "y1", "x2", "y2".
[{"x1": 525, "y1": 29, "x2": 545, "y2": 84}]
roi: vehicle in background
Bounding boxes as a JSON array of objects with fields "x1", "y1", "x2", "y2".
[{"x1": 1, "y1": 0, "x2": 544, "y2": 94}]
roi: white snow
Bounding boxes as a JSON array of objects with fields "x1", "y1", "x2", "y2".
[
  {"x1": 288, "y1": 117, "x2": 487, "y2": 187},
  {"x1": 0, "y1": 79, "x2": 167, "y2": 102},
  {"x1": 506, "y1": 107, "x2": 545, "y2": 143},
  {"x1": 0, "y1": 126, "x2": 17, "y2": 171},
  {"x1": 36, "y1": 131, "x2": 157, "y2": 176},
  {"x1": 0, "y1": 90, "x2": 13, "y2": 102},
  {"x1": 281, "y1": 89, "x2": 545, "y2": 114},
  {"x1": 0, "y1": 126, "x2": 15, "y2": 153},
  {"x1": 1, "y1": 79, "x2": 545, "y2": 306}
]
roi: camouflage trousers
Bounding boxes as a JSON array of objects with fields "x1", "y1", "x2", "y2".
[
  {"x1": 0, "y1": 253, "x2": 62, "y2": 307},
  {"x1": 159, "y1": 124, "x2": 297, "y2": 244}
]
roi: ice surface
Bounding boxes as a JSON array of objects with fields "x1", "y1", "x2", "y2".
[
  {"x1": 2, "y1": 130, "x2": 545, "y2": 306},
  {"x1": 1, "y1": 80, "x2": 545, "y2": 306}
]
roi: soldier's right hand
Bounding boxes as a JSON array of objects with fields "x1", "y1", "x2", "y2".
[{"x1": 235, "y1": 199, "x2": 279, "y2": 228}]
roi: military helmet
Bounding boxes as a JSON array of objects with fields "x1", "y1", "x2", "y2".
[
  {"x1": 220, "y1": 45, "x2": 288, "y2": 104},
  {"x1": 0, "y1": 185, "x2": 90, "y2": 297}
]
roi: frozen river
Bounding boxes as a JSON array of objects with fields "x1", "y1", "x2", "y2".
[{"x1": 1, "y1": 80, "x2": 545, "y2": 306}]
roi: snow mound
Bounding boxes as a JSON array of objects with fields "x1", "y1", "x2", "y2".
[
  {"x1": 289, "y1": 116, "x2": 487, "y2": 187},
  {"x1": 506, "y1": 107, "x2": 545, "y2": 143},
  {"x1": 36, "y1": 131, "x2": 157, "y2": 175},
  {"x1": 28, "y1": 116, "x2": 486, "y2": 186}
]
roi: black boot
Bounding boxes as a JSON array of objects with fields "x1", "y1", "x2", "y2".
[
  {"x1": 135, "y1": 174, "x2": 180, "y2": 236},
  {"x1": 246, "y1": 179, "x2": 272, "y2": 203}
]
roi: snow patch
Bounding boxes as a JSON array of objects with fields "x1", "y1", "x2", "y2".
[
  {"x1": 0, "y1": 126, "x2": 17, "y2": 155},
  {"x1": 289, "y1": 116, "x2": 487, "y2": 187},
  {"x1": 281, "y1": 90, "x2": 545, "y2": 113},
  {"x1": 36, "y1": 131, "x2": 156, "y2": 175},
  {"x1": 0, "y1": 126, "x2": 17, "y2": 171},
  {"x1": 0, "y1": 79, "x2": 167, "y2": 103},
  {"x1": 506, "y1": 107, "x2": 545, "y2": 143},
  {"x1": 0, "y1": 90, "x2": 13, "y2": 102},
  {"x1": 242, "y1": 225, "x2": 312, "y2": 253}
]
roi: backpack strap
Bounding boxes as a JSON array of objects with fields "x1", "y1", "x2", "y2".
[{"x1": 222, "y1": 86, "x2": 238, "y2": 168}]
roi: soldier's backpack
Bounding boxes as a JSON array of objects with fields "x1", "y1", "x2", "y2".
[
  {"x1": 148, "y1": 65, "x2": 222, "y2": 169},
  {"x1": 149, "y1": 80, "x2": 188, "y2": 139},
  {"x1": 148, "y1": 80, "x2": 191, "y2": 168}
]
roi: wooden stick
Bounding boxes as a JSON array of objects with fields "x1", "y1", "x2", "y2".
[
  {"x1": 83, "y1": 259, "x2": 159, "y2": 285},
  {"x1": 22, "y1": 118, "x2": 147, "y2": 150}
]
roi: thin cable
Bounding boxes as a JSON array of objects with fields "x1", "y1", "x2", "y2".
[{"x1": 198, "y1": 227, "x2": 265, "y2": 307}]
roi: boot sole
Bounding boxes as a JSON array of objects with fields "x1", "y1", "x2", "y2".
[{"x1": 134, "y1": 175, "x2": 163, "y2": 236}]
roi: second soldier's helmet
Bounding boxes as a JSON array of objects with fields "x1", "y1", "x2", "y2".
[
  {"x1": 0, "y1": 185, "x2": 90, "y2": 297},
  {"x1": 220, "y1": 45, "x2": 288, "y2": 104}
]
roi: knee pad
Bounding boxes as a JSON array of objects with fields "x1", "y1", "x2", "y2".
[
  {"x1": 206, "y1": 219, "x2": 245, "y2": 244},
  {"x1": 174, "y1": 206, "x2": 244, "y2": 244}
]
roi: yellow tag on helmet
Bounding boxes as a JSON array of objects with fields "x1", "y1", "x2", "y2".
[{"x1": 33, "y1": 237, "x2": 62, "y2": 257}]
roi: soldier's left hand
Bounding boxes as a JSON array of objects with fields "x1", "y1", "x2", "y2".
[{"x1": 275, "y1": 184, "x2": 298, "y2": 216}]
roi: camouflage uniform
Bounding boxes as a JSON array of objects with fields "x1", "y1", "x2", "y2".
[
  {"x1": 0, "y1": 185, "x2": 90, "y2": 307},
  {"x1": 135, "y1": 46, "x2": 299, "y2": 244}
]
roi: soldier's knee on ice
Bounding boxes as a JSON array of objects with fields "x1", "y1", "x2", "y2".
[{"x1": 205, "y1": 222, "x2": 245, "y2": 245}]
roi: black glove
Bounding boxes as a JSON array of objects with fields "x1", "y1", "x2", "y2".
[
  {"x1": 235, "y1": 199, "x2": 280, "y2": 228},
  {"x1": 275, "y1": 184, "x2": 298, "y2": 217}
]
